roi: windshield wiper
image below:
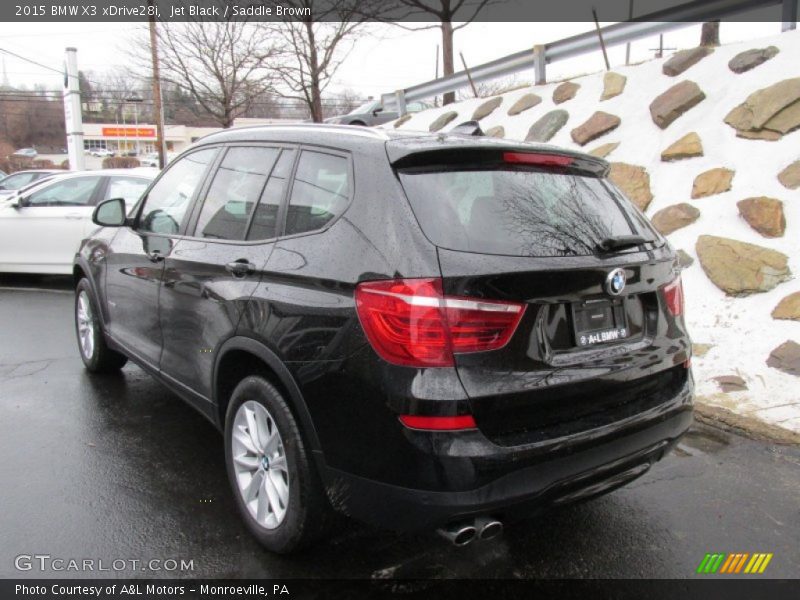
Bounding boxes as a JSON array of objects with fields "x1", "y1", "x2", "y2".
[{"x1": 597, "y1": 235, "x2": 653, "y2": 253}]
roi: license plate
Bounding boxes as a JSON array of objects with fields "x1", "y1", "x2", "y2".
[{"x1": 572, "y1": 300, "x2": 628, "y2": 347}]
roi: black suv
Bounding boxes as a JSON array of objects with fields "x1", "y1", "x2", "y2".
[{"x1": 73, "y1": 124, "x2": 693, "y2": 553}]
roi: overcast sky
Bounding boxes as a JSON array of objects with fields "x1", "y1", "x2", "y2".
[{"x1": 0, "y1": 21, "x2": 783, "y2": 99}]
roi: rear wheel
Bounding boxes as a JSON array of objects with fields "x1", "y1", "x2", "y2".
[
  {"x1": 224, "y1": 376, "x2": 333, "y2": 553},
  {"x1": 75, "y1": 278, "x2": 128, "y2": 373}
]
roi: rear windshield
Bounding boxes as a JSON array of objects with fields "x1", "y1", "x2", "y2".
[{"x1": 397, "y1": 167, "x2": 658, "y2": 257}]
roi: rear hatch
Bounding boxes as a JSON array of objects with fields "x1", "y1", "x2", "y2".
[{"x1": 392, "y1": 140, "x2": 691, "y2": 445}]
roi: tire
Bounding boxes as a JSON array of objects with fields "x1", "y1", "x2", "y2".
[
  {"x1": 224, "y1": 376, "x2": 333, "y2": 553},
  {"x1": 75, "y1": 278, "x2": 128, "y2": 373}
]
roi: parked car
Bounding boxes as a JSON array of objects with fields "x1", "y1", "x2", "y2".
[
  {"x1": 139, "y1": 152, "x2": 174, "y2": 168},
  {"x1": 0, "y1": 169, "x2": 157, "y2": 274},
  {"x1": 12, "y1": 147, "x2": 38, "y2": 159},
  {"x1": 90, "y1": 148, "x2": 115, "y2": 158},
  {"x1": 73, "y1": 124, "x2": 693, "y2": 553},
  {"x1": 324, "y1": 99, "x2": 432, "y2": 126},
  {"x1": 0, "y1": 169, "x2": 64, "y2": 199}
]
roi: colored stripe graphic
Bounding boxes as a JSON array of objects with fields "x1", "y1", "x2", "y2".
[{"x1": 698, "y1": 552, "x2": 773, "y2": 575}]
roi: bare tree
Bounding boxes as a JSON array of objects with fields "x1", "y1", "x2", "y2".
[
  {"x1": 377, "y1": 1, "x2": 495, "y2": 105},
  {"x1": 131, "y1": 13, "x2": 279, "y2": 128},
  {"x1": 268, "y1": 0, "x2": 370, "y2": 122}
]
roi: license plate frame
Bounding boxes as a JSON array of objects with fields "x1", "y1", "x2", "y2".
[{"x1": 571, "y1": 299, "x2": 629, "y2": 347}]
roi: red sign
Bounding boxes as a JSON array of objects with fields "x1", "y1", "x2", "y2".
[{"x1": 101, "y1": 127, "x2": 156, "y2": 138}]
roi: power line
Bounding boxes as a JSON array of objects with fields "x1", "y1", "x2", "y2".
[{"x1": 0, "y1": 47, "x2": 64, "y2": 77}]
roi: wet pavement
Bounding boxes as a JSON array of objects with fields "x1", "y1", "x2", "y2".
[{"x1": 1, "y1": 275, "x2": 798, "y2": 579}]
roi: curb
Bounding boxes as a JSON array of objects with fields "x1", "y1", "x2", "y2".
[{"x1": 695, "y1": 402, "x2": 800, "y2": 446}]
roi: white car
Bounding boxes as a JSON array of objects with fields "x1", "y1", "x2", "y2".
[
  {"x1": 90, "y1": 148, "x2": 115, "y2": 158},
  {"x1": 0, "y1": 169, "x2": 157, "y2": 274}
]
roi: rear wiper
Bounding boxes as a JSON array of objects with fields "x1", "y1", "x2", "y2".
[{"x1": 597, "y1": 235, "x2": 653, "y2": 253}]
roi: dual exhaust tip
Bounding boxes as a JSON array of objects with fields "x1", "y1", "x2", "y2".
[{"x1": 437, "y1": 516, "x2": 503, "y2": 547}]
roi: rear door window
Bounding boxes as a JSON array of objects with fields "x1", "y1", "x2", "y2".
[
  {"x1": 398, "y1": 167, "x2": 657, "y2": 257},
  {"x1": 284, "y1": 150, "x2": 350, "y2": 236}
]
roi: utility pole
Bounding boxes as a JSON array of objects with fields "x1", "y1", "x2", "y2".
[
  {"x1": 625, "y1": 0, "x2": 634, "y2": 66},
  {"x1": 127, "y1": 96, "x2": 143, "y2": 156},
  {"x1": 148, "y1": 0, "x2": 167, "y2": 169},
  {"x1": 63, "y1": 47, "x2": 85, "y2": 171}
]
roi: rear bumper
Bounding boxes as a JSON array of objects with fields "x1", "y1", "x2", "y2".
[{"x1": 320, "y1": 375, "x2": 693, "y2": 531}]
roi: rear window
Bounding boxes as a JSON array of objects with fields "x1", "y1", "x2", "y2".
[{"x1": 398, "y1": 167, "x2": 657, "y2": 257}]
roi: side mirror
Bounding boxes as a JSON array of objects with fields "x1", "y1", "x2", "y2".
[
  {"x1": 372, "y1": 107, "x2": 384, "y2": 116},
  {"x1": 93, "y1": 197, "x2": 127, "y2": 227},
  {"x1": 13, "y1": 196, "x2": 28, "y2": 209}
]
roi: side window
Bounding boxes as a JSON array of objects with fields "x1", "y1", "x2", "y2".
[
  {"x1": 247, "y1": 149, "x2": 295, "y2": 241},
  {"x1": 27, "y1": 176, "x2": 102, "y2": 207},
  {"x1": 138, "y1": 148, "x2": 216, "y2": 235},
  {"x1": 285, "y1": 151, "x2": 350, "y2": 236},
  {"x1": 105, "y1": 176, "x2": 151, "y2": 209},
  {"x1": 193, "y1": 147, "x2": 279, "y2": 240}
]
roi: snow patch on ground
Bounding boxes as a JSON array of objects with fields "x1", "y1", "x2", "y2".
[{"x1": 386, "y1": 30, "x2": 800, "y2": 434}]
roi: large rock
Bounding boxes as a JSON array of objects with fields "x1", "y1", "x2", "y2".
[
  {"x1": 778, "y1": 160, "x2": 800, "y2": 190},
  {"x1": 588, "y1": 142, "x2": 619, "y2": 158},
  {"x1": 485, "y1": 125, "x2": 505, "y2": 138},
  {"x1": 525, "y1": 109, "x2": 569, "y2": 142},
  {"x1": 695, "y1": 235, "x2": 791, "y2": 296},
  {"x1": 761, "y1": 99, "x2": 800, "y2": 135},
  {"x1": 728, "y1": 46, "x2": 779, "y2": 74},
  {"x1": 471, "y1": 97, "x2": 503, "y2": 121},
  {"x1": 600, "y1": 72, "x2": 626, "y2": 101},
  {"x1": 724, "y1": 78, "x2": 800, "y2": 133},
  {"x1": 663, "y1": 47, "x2": 714, "y2": 76},
  {"x1": 507, "y1": 93, "x2": 541, "y2": 116},
  {"x1": 766, "y1": 340, "x2": 800, "y2": 376},
  {"x1": 570, "y1": 111, "x2": 621, "y2": 146},
  {"x1": 394, "y1": 114, "x2": 412, "y2": 128},
  {"x1": 677, "y1": 249, "x2": 694, "y2": 269},
  {"x1": 608, "y1": 163, "x2": 653, "y2": 212},
  {"x1": 661, "y1": 132, "x2": 703, "y2": 161},
  {"x1": 736, "y1": 129, "x2": 782, "y2": 141},
  {"x1": 650, "y1": 81, "x2": 706, "y2": 129},
  {"x1": 553, "y1": 81, "x2": 580, "y2": 104},
  {"x1": 650, "y1": 203, "x2": 700, "y2": 235},
  {"x1": 429, "y1": 111, "x2": 458, "y2": 132},
  {"x1": 772, "y1": 292, "x2": 800, "y2": 321},
  {"x1": 691, "y1": 167, "x2": 734, "y2": 199},
  {"x1": 737, "y1": 197, "x2": 785, "y2": 238},
  {"x1": 714, "y1": 375, "x2": 748, "y2": 392}
]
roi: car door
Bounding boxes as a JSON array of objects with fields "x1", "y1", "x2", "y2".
[
  {"x1": 0, "y1": 175, "x2": 103, "y2": 273},
  {"x1": 104, "y1": 148, "x2": 218, "y2": 367},
  {"x1": 159, "y1": 145, "x2": 295, "y2": 401}
]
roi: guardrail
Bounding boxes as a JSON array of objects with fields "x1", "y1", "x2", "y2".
[{"x1": 382, "y1": 0, "x2": 798, "y2": 114}]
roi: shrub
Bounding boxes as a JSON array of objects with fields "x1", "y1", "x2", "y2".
[{"x1": 102, "y1": 157, "x2": 141, "y2": 169}]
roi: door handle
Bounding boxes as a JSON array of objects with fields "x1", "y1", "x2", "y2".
[
  {"x1": 225, "y1": 259, "x2": 255, "y2": 277},
  {"x1": 66, "y1": 213, "x2": 83, "y2": 220},
  {"x1": 148, "y1": 250, "x2": 164, "y2": 263}
]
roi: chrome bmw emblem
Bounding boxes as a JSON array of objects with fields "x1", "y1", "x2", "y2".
[{"x1": 605, "y1": 268, "x2": 626, "y2": 296}]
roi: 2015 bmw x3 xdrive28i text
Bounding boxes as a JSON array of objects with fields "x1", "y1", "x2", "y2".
[{"x1": 73, "y1": 124, "x2": 693, "y2": 553}]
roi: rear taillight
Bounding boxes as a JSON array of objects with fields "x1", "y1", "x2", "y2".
[
  {"x1": 354, "y1": 278, "x2": 526, "y2": 367},
  {"x1": 662, "y1": 276, "x2": 684, "y2": 317}
]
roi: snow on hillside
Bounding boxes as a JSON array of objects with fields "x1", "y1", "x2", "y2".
[{"x1": 386, "y1": 30, "x2": 800, "y2": 434}]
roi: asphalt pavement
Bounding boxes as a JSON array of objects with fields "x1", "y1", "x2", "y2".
[{"x1": 1, "y1": 274, "x2": 798, "y2": 579}]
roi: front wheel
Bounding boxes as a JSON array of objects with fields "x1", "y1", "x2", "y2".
[
  {"x1": 224, "y1": 376, "x2": 333, "y2": 553},
  {"x1": 75, "y1": 278, "x2": 128, "y2": 373}
]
